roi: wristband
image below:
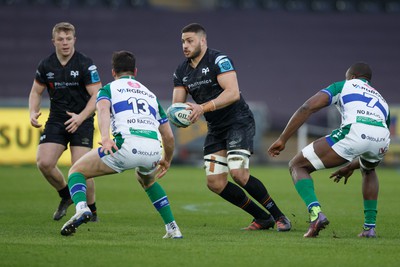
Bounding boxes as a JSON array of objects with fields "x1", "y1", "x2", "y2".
[{"x1": 201, "y1": 100, "x2": 216, "y2": 113}]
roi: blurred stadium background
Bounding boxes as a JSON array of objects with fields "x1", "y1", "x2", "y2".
[{"x1": 1, "y1": 0, "x2": 399, "y2": 166}]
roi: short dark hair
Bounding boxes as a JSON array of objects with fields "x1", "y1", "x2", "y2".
[
  {"x1": 112, "y1": 51, "x2": 136, "y2": 74},
  {"x1": 181, "y1": 23, "x2": 206, "y2": 34},
  {"x1": 348, "y1": 62, "x2": 372, "y2": 81}
]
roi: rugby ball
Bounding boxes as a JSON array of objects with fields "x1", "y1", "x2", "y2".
[{"x1": 167, "y1": 103, "x2": 192, "y2": 128}]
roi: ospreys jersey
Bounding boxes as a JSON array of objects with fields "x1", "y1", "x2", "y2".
[
  {"x1": 322, "y1": 78, "x2": 390, "y2": 128},
  {"x1": 35, "y1": 51, "x2": 101, "y2": 121},
  {"x1": 173, "y1": 48, "x2": 254, "y2": 134},
  {"x1": 97, "y1": 76, "x2": 168, "y2": 140}
]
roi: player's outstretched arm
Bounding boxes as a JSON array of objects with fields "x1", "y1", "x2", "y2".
[{"x1": 268, "y1": 91, "x2": 330, "y2": 157}]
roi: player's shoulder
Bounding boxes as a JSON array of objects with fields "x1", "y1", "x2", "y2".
[
  {"x1": 176, "y1": 57, "x2": 189, "y2": 70},
  {"x1": 73, "y1": 51, "x2": 99, "y2": 73},
  {"x1": 208, "y1": 48, "x2": 231, "y2": 64},
  {"x1": 208, "y1": 48, "x2": 235, "y2": 73},
  {"x1": 74, "y1": 50, "x2": 91, "y2": 59},
  {"x1": 38, "y1": 52, "x2": 57, "y2": 66},
  {"x1": 73, "y1": 51, "x2": 95, "y2": 64},
  {"x1": 327, "y1": 80, "x2": 346, "y2": 90}
]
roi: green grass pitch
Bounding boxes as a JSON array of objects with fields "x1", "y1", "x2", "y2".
[{"x1": 0, "y1": 165, "x2": 399, "y2": 267}]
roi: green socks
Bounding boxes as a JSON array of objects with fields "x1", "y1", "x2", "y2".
[
  {"x1": 68, "y1": 172, "x2": 88, "y2": 204},
  {"x1": 363, "y1": 200, "x2": 377, "y2": 228},
  {"x1": 145, "y1": 182, "x2": 175, "y2": 224},
  {"x1": 294, "y1": 179, "x2": 319, "y2": 209},
  {"x1": 295, "y1": 179, "x2": 321, "y2": 221}
]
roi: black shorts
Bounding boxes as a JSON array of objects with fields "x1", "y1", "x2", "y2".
[
  {"x1": 39, "y1": 119, "x2": 94, "y2": 148},
  {"x1": 203, "y1": 121, "x2": 255, "y2": 156}
]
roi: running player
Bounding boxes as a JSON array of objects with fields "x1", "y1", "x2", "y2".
[{"x1": 172, "y1": 23, "x2": 291, "y2": 231}]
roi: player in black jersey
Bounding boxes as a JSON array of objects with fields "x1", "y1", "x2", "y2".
[
  {"x1": 172, "y1": 23, "x2": 291, "y2": 231},
  {"x1": 29, "y1": 22, "x2": 101, "y2": 221}
]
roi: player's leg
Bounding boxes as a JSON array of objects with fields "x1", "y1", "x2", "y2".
[
  {"x1": 136, "y1": 167, "x2": 183, "y2": 239},
  {"x1": 204, "y1": 149, "x2": 274, "y2": 230},
  {"x1": 227, "y1": 149, "x2": 291, "y2": 231},
  {"x1": 37, "y1": 143, "x2": 67, "y2": 189},
  {"x1": 292, "y1": 136, "x2": 347, "y2": 237},
  {"x1": 358, "y1": 161, "x2": 379, "y2": 238},
  {"x1": 36, "y1": 142, "x2": 72, "y2": 220},
  {"x1": 225, "y1": 123, "x2": 290, "y2": 231},
  {"x1": 356, "y1": 125, "x2": 389, "y2": 238},
  {"x1": 61, "y1": 149, "x2": 115, "y2": 236},
  {"x1": 70, "y1": 121, "x2": 98, "y2": 220},
  {"x1": 71, "y1": 146, "x2": 98, "y2": 221}
]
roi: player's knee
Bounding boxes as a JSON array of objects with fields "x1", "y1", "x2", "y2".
[
  {"x1": 135, "y1": 167, "x2": 156, "y2": 189},
  {"x1": 288, "y1": 156, "x2": 303, "y2": 172},
  {"x1": 37, "y1": 159, "x2": 55, "y2": 173},
  {"x1": 227, "y1": 150, "x2": 250, "y2": 185},
  {"x1": 206, "y1": 175, "x2": 227, "y2": 193},
  {"x1": 206, "y1": 181, "x2": 220, "y2": 194},
  {"x1": 359, "y1": 158, "x2": 378, "y2": 172}
]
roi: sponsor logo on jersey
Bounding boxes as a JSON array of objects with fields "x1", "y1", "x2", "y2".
[
  {"x1": 351, "y1": 83, "x2": 385, "y2": 102},
  {"x1": 70, "y1": 70, "x2": 79, "y2": 78},
  {"x1": 46, "y1": 72, "x2": 54, "y2": 79},
  {"x1": 116, "y1": 88, "x2": 154, "y2": 98},
  {"x1": 187, "y1": 79, "x2": 212, "y2": 89},
  {"x1": 54, "y1": 81, "x2": 79, "y2": 88}
]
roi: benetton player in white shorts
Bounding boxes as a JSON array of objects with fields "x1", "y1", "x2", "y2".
[{"x1": 302, "y1": 78, "x2": 390, "y2": 170}]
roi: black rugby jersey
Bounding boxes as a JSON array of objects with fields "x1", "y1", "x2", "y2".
[
  {"x1": 173, "y1": 48, "x2": 254, "y2": 134},
  {"x1": 35, "y1": 51, "x2": 101, "y2": 121}
]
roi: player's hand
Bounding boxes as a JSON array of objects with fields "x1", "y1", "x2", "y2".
[
  {"x1": 30, "y1": 112, "x2": 42, "y2": 128},
  {"x1": 186, "y1": 102, "x2": 203, "y2": 124},
  {"x1": 98, "y1": 139, "x2": 118, "y2": 156},
  {"x1": 268, "y1": 139, "x2": 286, "y2": 157},
  {"x1": 156, "y1": 159, "x2": 170, "y2": 179},
  {"x1": 330, "y1": 165, "x2": 354, "y2": 184},
  {"x1": 65, "y1": 111, "x2": 84, "y2": 133}
]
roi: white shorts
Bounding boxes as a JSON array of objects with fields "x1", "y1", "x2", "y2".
[
  {"x1": 326, "y1": 123, "x2": 390, "y2": 163},
  {"x1": 99, "y1": 136, "x2": 162, "y2": 173}
]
